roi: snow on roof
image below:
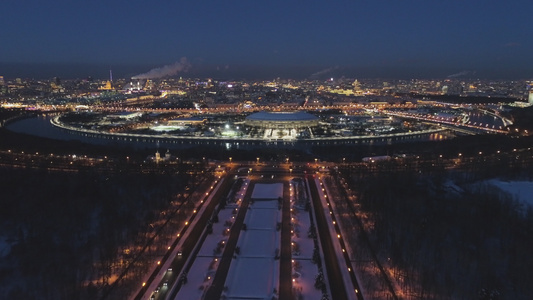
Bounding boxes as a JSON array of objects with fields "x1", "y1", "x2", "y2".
[{"x1": 246, "y1": 111, "x2": 318, "y2": 122}]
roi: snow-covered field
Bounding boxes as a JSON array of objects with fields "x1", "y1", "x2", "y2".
[
  {"x1": 487, "y1": 179, "x2": 533, "y2": 207},
  {"x1": 292, "y1": 209, "x2": 322, "y2": 299},
  {"x1": 251, "y1": 183, "x2": 283, "y2": 199},
  {"x1": 293, "y1": 259, "x2": 323, "y2": 299},
  {"x1": 225, "y1": 257, "x2": 276, "y2": 299},
  {"x1": 316, "y1": 177, "x2": 358, "y2": 300},
  {"x1": 223, "y1": 184, "x2": 282, "y2": 299},
  {"x1": 174, "y1": 180, "x2": 248, "y2": 300},
  {"x1": 174, "y1": 208, "x2": 233, "y2": 299},
  {"x1": 245, "y1": 205, "x2": 278, "y2": 230},
  {"x1": 137, "y1": 178, "x2": 226, "y2": 300},
  {"x1": 238, "y1": 229, "x2": 277, "y2": 257},
  {"x1": 291, "y1": 180, "x2": 324, "y2": 299},
  {"x1": 172, "y1": 257, "x2": 214, "y2": 299}
]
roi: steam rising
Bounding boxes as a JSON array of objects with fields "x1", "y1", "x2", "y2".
[
  {"x1": 310, "y1": 66, "x2": 339, "y2": 78},
  {"x1": 132, "y1": 57, "x2": 191, "y2": 79},
  {"x1": 447, "y1": 70, "x2": 472, "y2": 78}
]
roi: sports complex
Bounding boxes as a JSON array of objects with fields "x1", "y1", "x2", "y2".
[{"x1": 46, "y1": 106, "x2": 484, "y2": 150}]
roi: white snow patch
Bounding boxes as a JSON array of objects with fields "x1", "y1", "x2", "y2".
[
  {"x1": 292, "y1": 259, "x2": 324, "y2": 300},
  {"x1": 291, "y1": 209, "x2": 314, "y2": 259},
  {"x1": 197, "y1": 208, "x2": 235, "y2": 257},
  {"x1": 174, "y1": 257, "x2": 215, "y2": 299},
  {"x1": 251, "y1": 183, "x2": 283, "y2": 199},
  {"x1": 486, "y1": 179, "x2": 533, "y2": 208},
  {"x1": 245, "y1": 207, "x2": 279, "y2": 230},
  {"x1": 224, "y1": 182, "x2": 282, "y2": 300},
  {"x1": 238, "y1": 227, "x2": 277, "y2": 258},
  {"x1": 225, "y1": 257, "x2": 275, "y2": 299}
]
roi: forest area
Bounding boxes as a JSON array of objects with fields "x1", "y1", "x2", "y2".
[
  {"x1": 0, "y1": 167, "x2": 194, "y2": 299},
  {"x1": 339, "y1": 160, "x2": 533, "y2": 299}
]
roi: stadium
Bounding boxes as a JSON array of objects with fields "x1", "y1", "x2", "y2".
[
  {"x1": 243, "y1": 111, "x2": 320, "y2": 141},
  {"x1": 46, "y1": 108, "x2": 456, "y2": 150},
  {"x1": 244, "y1": 111, "x2": 320, "y2": 129}
]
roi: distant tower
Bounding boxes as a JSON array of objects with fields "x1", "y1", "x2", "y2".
[
  {"x1": 0, "y1": 76, "x2": 4, "y2": 86},
  {"x1": 529, "y1": 90, "x2": 533, "y2": 105},
  {"x1": 109, "y1": 69, "x2": 113, "y2": 82},
  {"x1": 353, "y1": 79, "x2": 362, "y2": 92}
]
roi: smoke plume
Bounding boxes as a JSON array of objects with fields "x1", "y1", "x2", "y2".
[
  {"x1": 132, "y1": 57, "x2": 191, "y2": 79},
  {"x1": 447, "y1": 70, "x2": 472, "y2": 78},
  {"x1": 309, "y1": 66, "x2": 339, "y2": 79}
]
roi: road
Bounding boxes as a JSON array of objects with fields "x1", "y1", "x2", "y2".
[
  {"x1": 136, "y1": 173, "x2": 235, "y2": 300},
  {"x1": 307, "y1": 174, "x2": 351, "y2": 300}
]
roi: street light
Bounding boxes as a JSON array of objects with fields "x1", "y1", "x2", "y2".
[
  {"x1": 256, "y1": 157, "x2": 259, "y2": 164},
  {"x1": 229, "y1": 157, "x2": 232, "y2": 163}
]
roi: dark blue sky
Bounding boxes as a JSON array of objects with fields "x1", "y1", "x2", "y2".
[{"x1": 1, "y1": 0, "x2": 532, "y2": 79}]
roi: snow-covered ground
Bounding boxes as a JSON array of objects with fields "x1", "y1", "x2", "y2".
[
  {"x1": 137, "y1": 178, "x2": 226, "y2": 300},
  {"x1": 174, "y1": 180, "x2": 249, "y2": 300},
  {"x1": 316, "y1": 177, "x2": 358, "y2": 300},
  {"x1": 486, "y1": 179, "x2": 533, "y2": 208},
  {"x1": 290, "y1": 180, "x2": 325, "y2": 300},
  {"x1": 173, "y1": 207, "x2": 229, "y2": 300},
  {"x1": 225, "y1": 257, "x2": 276, "y2": 298},
  {"x1": 251, "y1": 183, "x2": 283, "y2": 199},
  {"x1": 223, "y1": 184, "x2": 282, "y2": 300},
  {"x1": 244, "y1": 205, "x2": 278, "y2": 230},
  {"x1": 293, "y1": 259, "x2": 323, "y2": 299},
  {"x1": 171, "y1": 257, "x2": 214, "y2": 299}
]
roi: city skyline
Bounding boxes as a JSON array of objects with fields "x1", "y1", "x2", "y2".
[
  {"x1": 1, "y1": 0, "x2": 533, "y2": 79},
  {"x1": 3, "y1": 2, "x2": 533, "y2": 298}
]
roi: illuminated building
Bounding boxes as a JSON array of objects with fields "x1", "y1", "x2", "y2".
[{"x1": 244, "y1": 111, "x2": 319, "y2": 130}]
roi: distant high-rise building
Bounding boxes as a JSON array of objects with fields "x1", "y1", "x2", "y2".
[
  {"x1": 353, "y1": 79, "x2": 361, "y2": 91},
  {"x1": 528, "y1": 90, "x2": 533, "y2": 104},
  {"x1": 0, "y1": 76, "x2": 6, "y2": 95}
]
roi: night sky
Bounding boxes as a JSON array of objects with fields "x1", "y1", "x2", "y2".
[{"x1": 1, "y1": 0, "x2": 532, "y2": 79}]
